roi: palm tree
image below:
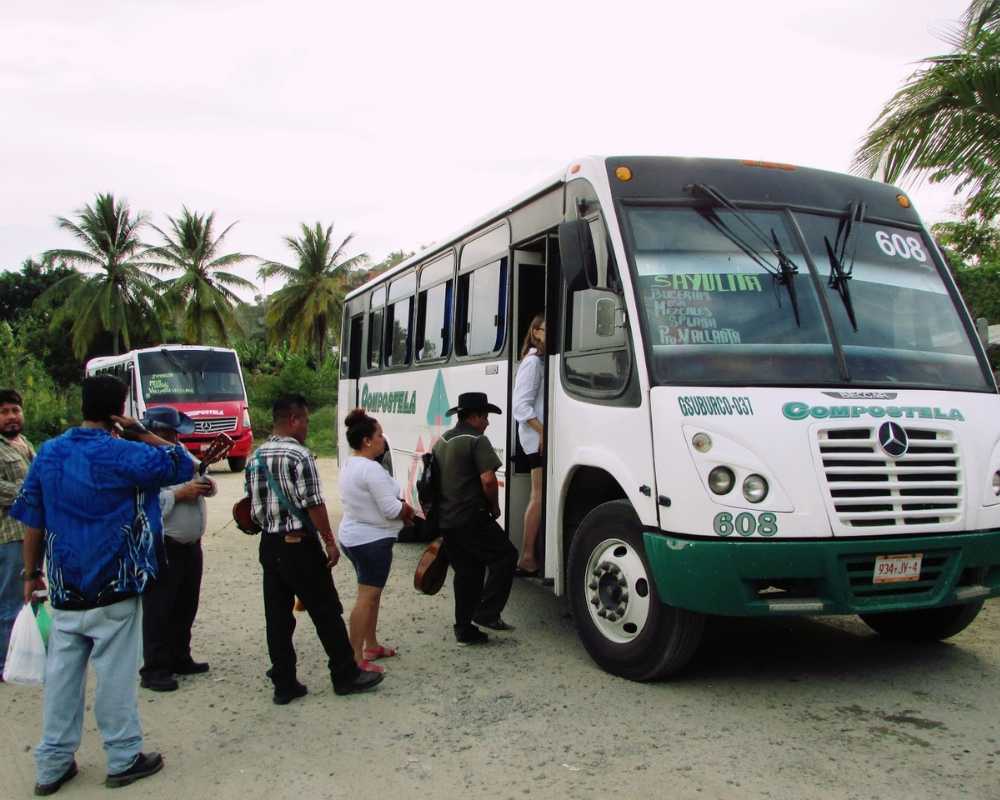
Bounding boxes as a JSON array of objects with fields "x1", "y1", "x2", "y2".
[
  {"x1": 41, "y1": 192, "x2": 164, "y2": 358},
  {"x1": 146, "y1": 208, "x2": 257, "y2": 345},
  {"x1": 258, "y1": 222, "x2": 369, "y2": 362},
  {"x1": 852, "y1": 0, "x2": 1000, "y2": 219}
]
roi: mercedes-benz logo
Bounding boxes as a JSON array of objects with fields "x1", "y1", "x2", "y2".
[{"x1": 877, "y1": 421, "x2": 909, "y2": 458}]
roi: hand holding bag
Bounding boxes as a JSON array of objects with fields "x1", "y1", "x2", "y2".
[{"x1": 3, "y1": 604, "x2": 46, "y2": 685}]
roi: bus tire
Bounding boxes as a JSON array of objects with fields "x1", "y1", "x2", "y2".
[
  {"x1": 567, "y1": 499, "x2": 705, "y2": 681},
  {"x1": 227, "y1": 457, "x2": 247, "y2": 472},
  {"x1": 859, "y1": 601, "x2": 983, "y2": 641}
]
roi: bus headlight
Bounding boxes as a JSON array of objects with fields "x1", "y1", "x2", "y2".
[
  {"x1": 743, "y1": 474, "x2": 769, "y2": 504},
  {"x1": 993, "y1": 471, "x2": 1000, "y2": 496},
  {"x1": 692, "y1": 432, "x2": 712, "y2": 453},
  {"x1": 243, "y1": 409, "x2": 251, "y2": 429},
  {"x1": 708, "y1": 466, "x2": 735, "y2": 495}
]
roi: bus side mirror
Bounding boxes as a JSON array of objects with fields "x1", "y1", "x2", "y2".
[{"x1": 558, "y1": 220, "x2": 598, "y2": 290}]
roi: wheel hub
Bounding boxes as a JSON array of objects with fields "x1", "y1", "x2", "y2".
[{"x1": 583, "y1": 538, "x2": 651, "y2": 644}]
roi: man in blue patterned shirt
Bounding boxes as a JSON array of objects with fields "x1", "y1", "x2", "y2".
[{"x1": 11, "y1": 375, "x2": 193, "y2": 795}]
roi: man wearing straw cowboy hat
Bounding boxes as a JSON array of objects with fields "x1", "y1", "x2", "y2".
[{"x1": 432, "y1": 391, "x2": 517, "y2": 645}]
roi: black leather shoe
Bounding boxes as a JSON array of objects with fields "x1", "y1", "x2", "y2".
[
  {"x1": 473, "y1": 617, "x2": 515, "y2": 631},
  {"x1": 273, "y1": 681, "x2": 308, "y2": 705},
  {"x1": 34, "y1": 760, "x2": 78, "y2": 796},
  {"x1": 140, "y1": 672, "x2": 178, "y2": 692},
  {"x1": 333, "y1": 670, "x2": 384, "y2": 696},
  {"x1": 105, "y1": 752, "x2": 163, "y2": 788},
  {"x1": 454, "y1": 625, "x2": 489, "y2": 645},
  {"x1": 172, "y1": 659, "x2": 210, "y2": 675}
]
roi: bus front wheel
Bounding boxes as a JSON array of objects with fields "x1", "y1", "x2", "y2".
[
  {"x1": 567, "y1": 500, "x2": 705, "y2": 681},
  {"x1": 227, "y1": 457, "x2": 247, "y2": 472},
  {"x1": 860, "y1": 601, "x2": 983, "y2": 641}
]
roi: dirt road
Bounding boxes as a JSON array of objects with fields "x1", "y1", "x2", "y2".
[{"x1": 2, "y1": 459, "x2": 999, "y2": 799}]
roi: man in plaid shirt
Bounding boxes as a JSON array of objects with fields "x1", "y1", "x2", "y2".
[
  {"x1": 0, "y1": 388, "x2": 33, "y2": 680},
  {"x1": 247, "y1": 394, "x2": 383, "y2": 704}
]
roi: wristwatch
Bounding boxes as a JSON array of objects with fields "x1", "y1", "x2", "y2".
[{"x1": 20, "y1": 567, "x2": 43, "y2": 580}]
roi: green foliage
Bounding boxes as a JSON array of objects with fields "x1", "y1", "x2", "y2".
[
  {"x1": 933, "y1": 217, "x2": 1000, "y2": 268},
  {"x1": 853, "y1": 0, "x2": 1000, "y2": 220},
  {"x1": 146, "y1": 208, "x2": 256, "y2": 345},
  {"x1": 954, "y1": 262, "x2": 1000, "y2": 323},
  {"x1": 0, "y1": 322, "x2": 81, "y2": 444},
  {"x1": 244, "y1": 355, "x2": 339, "y2": 438},
  {"x1": 0, "y1": 256, "x2": 74, "y2": 323},
  {"x1": 42, "y1": 192, "x2": 166, "y2": 358},
  {"x1": 258, "y1": 222, "x2": 368, "y2": 360}
]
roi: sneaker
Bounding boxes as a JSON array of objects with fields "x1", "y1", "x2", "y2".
[
  {"x1": 454, "y1": 625, "x2": 489, "y2": 645},
  {"x1": 473, "y1": 617, "x2": 515, "y2": 632},
  {"x1": 333, "y1": 670, "x2": 384, "y2": 696},
  {"x1": 273, "y1": 682, "x2": 308, "y2": 705},
  {"x1": 140, "y1": 672, "x2": 178, "y2": 692},
  {"x1": 105, "y1": 752, "x2": 163, "y2": 788},
  {"x1": 34, "y1": 760, "x2": 78, "y2": 796},
  {"x1": 172, "y1": 659, "x2": 210, "y2": 675}
]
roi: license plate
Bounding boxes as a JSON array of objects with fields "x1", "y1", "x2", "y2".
[{"x1": 873, "y1": 553, "x2": 922, "y2": 584}]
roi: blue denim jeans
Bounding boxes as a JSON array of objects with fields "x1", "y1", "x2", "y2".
[
  {"x1": 0, "y1": 539, "x2": 23, "y2": 675},
  {"x1": 35, "y1": 597, "x2": 144, "y2": 784}
]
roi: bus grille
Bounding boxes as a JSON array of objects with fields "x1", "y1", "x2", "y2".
[
  {"x1": 193, "y1": 417, "x2": 237, "y2": 434},
  {"x1": 817, "y1": 426, "x2": 962, "y2": 530}
]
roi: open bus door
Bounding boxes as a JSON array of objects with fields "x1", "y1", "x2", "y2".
[
  {"x1": 338, "y1": 313, "x2": 364, "y2": 464},
  {"x1": 506, "y1": 233, "x2": 557, "y2": 573}
]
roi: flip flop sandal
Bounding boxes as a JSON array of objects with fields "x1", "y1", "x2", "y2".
[
  {"x1": 513, "y1": 567, "x2": 540, "y2": 578},
  {"x1": 363, "y1": 645, "x2": 398, "y2": 661},
  {"x1": 359, "y1": 659, "x2": 385, "y2": 673}
]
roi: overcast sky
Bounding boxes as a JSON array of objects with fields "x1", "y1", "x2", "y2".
[{"x1": 0, "y1": 0, "x2": 973, "y2": 294}]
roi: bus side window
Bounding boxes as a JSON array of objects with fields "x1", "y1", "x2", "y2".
[
  {"x1": 368, "y1": 289, "x2": 386, "y2": 371},
  {"x1": 416, "y1": 280, "x2": 452, "y2": 361},
  {"x1": 347, "y1": 315, "x2": 363, "y2": 379},
  {"x1": 456, "y1": 258, "x2": 506, "y2": 356},
  {"x1": 385, "y1": 295, "x2": 413, "y2": 367}
]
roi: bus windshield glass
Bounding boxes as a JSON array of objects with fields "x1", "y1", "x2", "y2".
[
  {"x1": 626, "y1": 206, "x2": 990, "y2": 390},
  {"x1": 138, "y1": 350, "x2": 245, "y2": 403}
]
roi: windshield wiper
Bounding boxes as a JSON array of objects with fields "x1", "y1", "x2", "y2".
[
  {"x1": 159, "y1": 348, "x2": 192, "y2": 376},
  {"x1": 823, "y1": 201, "x2": 865, "y2": 332},
  {"x1": 687, "y1": 183, "x2": 802, "y2": 326}
]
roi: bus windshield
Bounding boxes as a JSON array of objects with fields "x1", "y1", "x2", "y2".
[
  {"x1": 138, "y1": 349, "x2": 246, "y2": 403},
  {"x1": 627, "y1": 206, "x2": 990, "y2": 391}
]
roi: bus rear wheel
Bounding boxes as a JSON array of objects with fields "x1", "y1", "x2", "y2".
[
  {"x1": 227, "y1": 457, "x2": 247, "y2": 472},
  {"x1": 860, "y1": 601, "x2": 983, "y2": 641},
  {"x1": 567, "y1": 500, "x2": 705, "y2": 681}
]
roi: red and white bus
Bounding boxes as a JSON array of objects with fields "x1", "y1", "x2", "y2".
[{"x1": 86, "y1": 344, "x2": 253, "y2": 471}]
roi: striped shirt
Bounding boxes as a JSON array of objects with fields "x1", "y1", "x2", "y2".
[
  {"x1": 245, "y1": 436, "x2": 325, "y2": 536},
  {"x1": 0, "y1": 435, "x2": 34, "y2": 545}
]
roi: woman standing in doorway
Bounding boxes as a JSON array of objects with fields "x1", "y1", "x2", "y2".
[
  {"x1": 512, "y1": 314, "x2": 545, "y2": 577},
  {"x1": 339, "y1": 409, "x2": 414, "y2": 672}
]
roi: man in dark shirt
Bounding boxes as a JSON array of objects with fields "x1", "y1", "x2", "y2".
[{"x1": 432, "y1": 392, "x2": 517, "y2": 644}]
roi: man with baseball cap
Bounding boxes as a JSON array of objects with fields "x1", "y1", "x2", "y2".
[
  {"x1": 432, "y1": 392, "x2": 517, "y2": 644},
  {"x1": 138, "y1": 407, "x2": 217, "y2": 692}
]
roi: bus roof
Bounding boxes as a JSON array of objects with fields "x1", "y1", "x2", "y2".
[
  {"x1": 343, "y1": 160, "x2": 578, "y2": 301},
  {"x1": 343, "y1": 155, "x2": 913, "y2": 301},
  {"x1": 85, "y1": 344, "x2": 238, "y2": 371}
]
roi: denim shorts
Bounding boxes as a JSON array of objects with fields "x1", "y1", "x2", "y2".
[{"x1": 341, "y1": 538, "x2": 395, "y2": 588}]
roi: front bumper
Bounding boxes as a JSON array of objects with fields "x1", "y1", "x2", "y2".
[{"x1": 643, "y1": 529, "x2": 1000, "y2": 617}]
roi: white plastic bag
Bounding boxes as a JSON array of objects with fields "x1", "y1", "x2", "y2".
[{"x1": 2, "y1": 604, "x2": 46, "y2": 685}]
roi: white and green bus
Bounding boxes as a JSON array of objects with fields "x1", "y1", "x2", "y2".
[{"x1": 338, "y1": 156, "x2": 1000, "y2": 680}]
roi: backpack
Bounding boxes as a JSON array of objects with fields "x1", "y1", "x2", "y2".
[{"x1": 416, "y1": 451, "x2": 439, "y2": 513}]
